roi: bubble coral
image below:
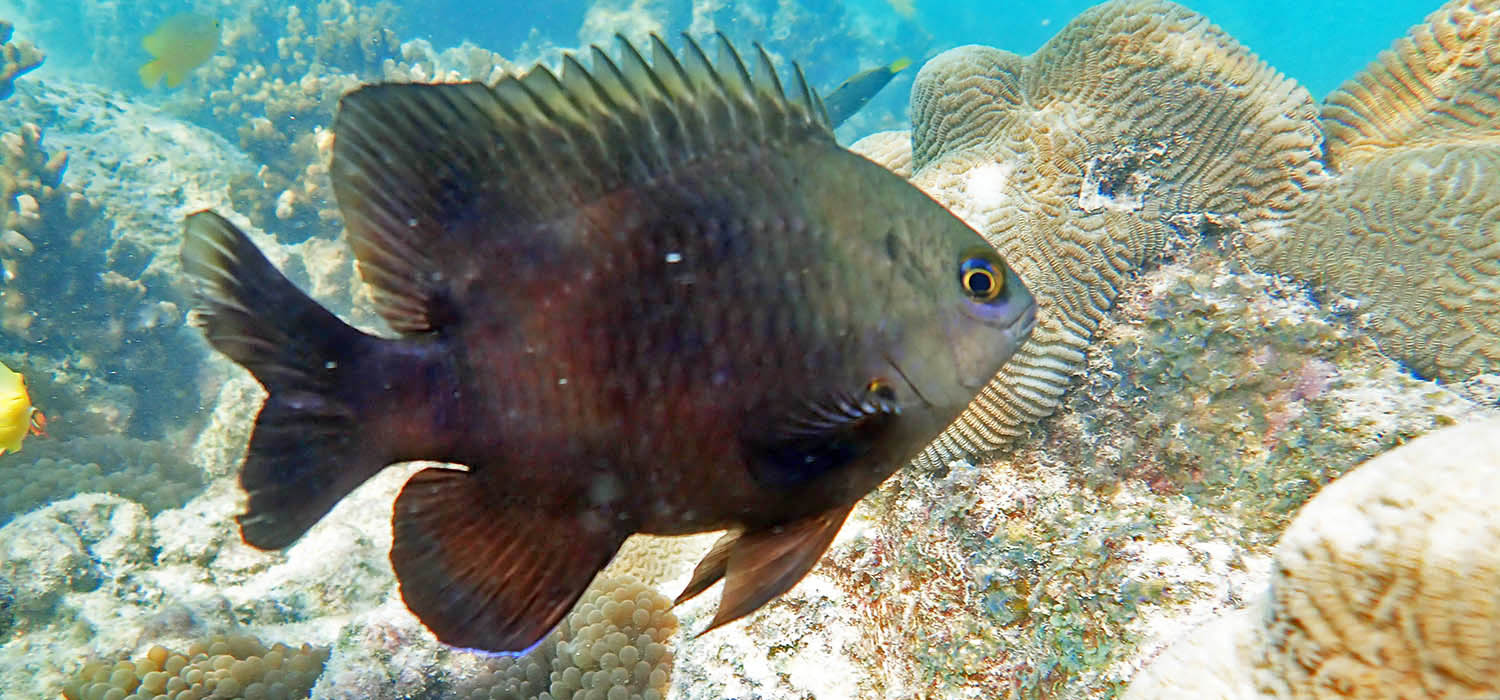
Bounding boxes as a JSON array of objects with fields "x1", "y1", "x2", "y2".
[
  {"x1": 61, "y1": 633, "x2": 329, "y2": 700},
  {"x1": 890, "y1": 0, "x2": 1326, "y2": 469},
  {"x1": 448, "y1": 571, "x2": 677, "y2": 700},
  {"x1": 1125, "y1": 415, "x2": 1500, "y2": 699},
  {"x1": 1248, "y1": 0, "x2": 1500, "y2": 384},
  {"x1": 0, "y1": 19, "x2": 42, "y2": 101},
  {"x1": 0, "y1": 434, "x2": 205, "y2": 527}
]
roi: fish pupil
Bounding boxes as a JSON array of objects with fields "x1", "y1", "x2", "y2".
[{"x1": 959, "y1": 256, "x2": 1003, "y2": 301}]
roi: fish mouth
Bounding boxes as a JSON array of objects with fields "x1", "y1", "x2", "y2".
[
  {"x1": 949, "y1": 302, "x2": 1038, "y2": 390},
  {"x1": 883, "y1": 354, "x2": 935, "y2": 410}
]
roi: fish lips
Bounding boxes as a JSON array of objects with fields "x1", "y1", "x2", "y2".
[{"x1": 947, "y1": 299, "x2": 1038, "y2": 390}]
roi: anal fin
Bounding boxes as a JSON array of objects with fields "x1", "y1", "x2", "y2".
[
  {"x1": 391, "y1": 467, "x2": 630, "y2": 654},
  {"x1": 679, "y1": 505, "x2": 855, "y2": 634}
]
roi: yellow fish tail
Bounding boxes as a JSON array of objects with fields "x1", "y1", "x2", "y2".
[
  {"x1": 165, "y1": 66, "x2": 190, "y2": 88},
  {"x1": 139, "y1": 59, "x2": 167, "y2": 87},
  {"x1": 889, "y1": 57, "x2": 912, "y2": 74}
]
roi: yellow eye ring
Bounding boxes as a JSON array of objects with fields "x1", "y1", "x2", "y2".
[{"x1": 959, "y1": 257, "x2": 1004, "y2": 302}]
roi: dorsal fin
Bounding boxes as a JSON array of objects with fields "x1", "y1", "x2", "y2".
[{"x1": 330, "y1": 34, "x2": 832, "y2": 334}]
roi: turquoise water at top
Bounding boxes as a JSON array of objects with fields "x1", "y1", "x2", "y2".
[{"x1": 8, "y1": 0, "x2": 1444, "y2": 130}]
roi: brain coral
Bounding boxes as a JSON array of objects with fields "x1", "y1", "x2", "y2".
[
  {"x1": 1248, "y1": 0, "x2": 1500, "y2": 384},
  {"x1": 895, "y1": 0, "x2": 1326, "y2": 467},
  {"x1": 1124, "y1": 415, "x2": 1500, "y2": 699}
]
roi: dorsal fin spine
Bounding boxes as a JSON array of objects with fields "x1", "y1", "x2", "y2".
[
  {"x1": 751, "y1": 44, "x2": 786, "y2": 100},
  {"x1": 676, "y1": 35, "x2": 727, "y2": 149},
  {"x1": 714, "y1": 33, "x2": 756, "y2": 97},
  {"x1": 588, "y1": 46, "x2": 638, "y2": 111},
  {"x1": 751, "y1": 44, "x2": 789, "y2": 140},
  {"x1": 797, "y1": 63, "x2": 831, "y2": 126},
  {"x1": 564, "y1": 54, "x2": 620, "y2": 116},
  {"x1": 617, "y1": 34, "x2": 673, "y2": 103},
  {"x1": 650, "y1": 35, "x2": 712, "y2": 156},
  {"x1": 649, "y1": 34, "x2": 693, "y2": 97}
]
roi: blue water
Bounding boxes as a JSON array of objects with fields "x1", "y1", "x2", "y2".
[{"x1": 919, "y1": 0, "x2": 1432, "y2": 99}]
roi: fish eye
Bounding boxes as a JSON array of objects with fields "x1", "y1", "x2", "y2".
[
  {"x1": 865, "y1": 378, "x2": 896, "y2": 402},
  {"x1": 958, "y1": 255, "x2": 1004, "y2": 302}
]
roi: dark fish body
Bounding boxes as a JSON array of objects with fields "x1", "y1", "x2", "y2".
[
  {"x1": 181, "y1": 34, "x2": 1035, "y2": 655},
  {"x1": 823, "y1": 56, "x2": 912, "y2": 126}
]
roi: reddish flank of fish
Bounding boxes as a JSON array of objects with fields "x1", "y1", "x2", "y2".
[{"x1": 180, "y1": 33, "x2": 1036, "y2": 654}]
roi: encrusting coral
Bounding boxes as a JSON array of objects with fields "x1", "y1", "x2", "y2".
[
  {"x1": 0, "y1": 19, "x2": 42, "y2": 100},
  {"x1": 62, "y1": 633, "x2": 328, "y2": 700},
  {"x1": 813, "y1": 239, "x2": 1488, "y2": 698},
  {"x1": 879, "y1": 0, "x2": 1327, "y2": 469},
  {"x1": 1248, "y1": 0, "x2": 1500, "y2": 384},
  {"x1": 1124, "y1": 416, "x2": 1500, "y2": 699}
]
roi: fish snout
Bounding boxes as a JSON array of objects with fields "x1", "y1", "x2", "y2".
[{"x1": 947, "y1": 294, "x2": 1038, "y2": 391}]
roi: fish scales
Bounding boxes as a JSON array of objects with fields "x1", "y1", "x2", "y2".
[
  {"x1": 180, "y1": 33, "x2": 1036, "y2": 655},
  {"x1": 460, "y1": 148, "x2": 935, "y2": 525}
]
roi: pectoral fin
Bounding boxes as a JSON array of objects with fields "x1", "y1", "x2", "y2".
[
  {"x1": 745, "y1": 381, "x2": 901, "y2": 488},
  {"x1": 683, "y1": 505, "x2": 855, "y2": 635}
]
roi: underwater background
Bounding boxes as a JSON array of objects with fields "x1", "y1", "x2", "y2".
[{"x1": 2, "y1": 0, "x2": 1499, "y2": 698}]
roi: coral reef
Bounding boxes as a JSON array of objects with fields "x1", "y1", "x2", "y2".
[
  {"x1": 792, "y1": 245, "x2": 1489, "y2": 699},
  {"x1": 0, "y1": 85, "x2": 211, "y2": 438},
  {"x1": 0, "y1": 382, "x2": 679, "y2": 699},
  {"x1": 1, "y1": 2, "x2": 1496, "y2": 699},
  {"x1": 1248, "y1": 0, "x2": 1500, "y2": 384},
  {"x1": 1124, "y1": 416, "x2": 1500, "y2": 699},
  {"x1": 0, "y1": 434, "x2": 205, "y2": 527},
  {"x1": 62, "y1": 633, "x2": 329, "y2": 700},
  {"x1": 894, "y1": 0, "x2": 1326, "y2": 469},
  {"x1": 0, "y1": 19, "x2": 43, "y2": 100},
  {"x1": 194, "y1": 0, "x2": 399, "y2": 241}
]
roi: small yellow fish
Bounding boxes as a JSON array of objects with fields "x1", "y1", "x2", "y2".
[
  {"x1": 888, "y1": 0, "x2": 917, "y2": 20},
  {"x1": 139, "y1": 13, "x2": 220, "y2": 89},
  {"x1": 0, "y1": 361, "x2": 45, "y2": 455}
]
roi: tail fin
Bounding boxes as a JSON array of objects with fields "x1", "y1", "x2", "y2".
[
  {"x1": 139, "y1": 60, "x2": 166, "y2": 88},
  {"x1": 181, "y1": 210, "x2": 390, "y2": 550}
]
